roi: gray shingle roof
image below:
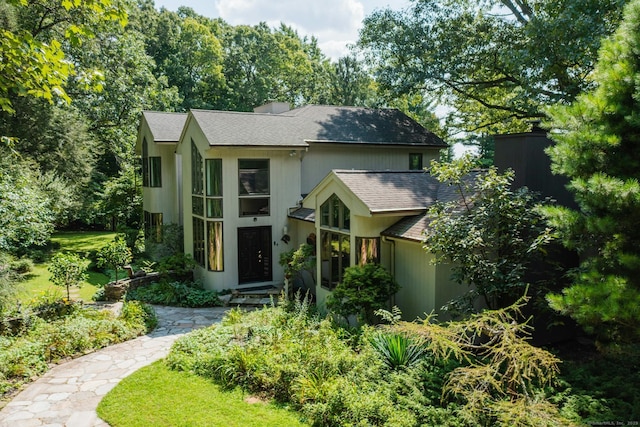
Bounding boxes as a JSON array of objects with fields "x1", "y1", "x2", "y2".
[
  {"x1": 142, "y1": 111, "x2": 188, "y2": 142},
  {"x1": 333, "y1": 170, "x2": 440, "y2": 213},
  {"x1": 288, "y1": 207, "x2": 315, "y2": 222},
  {"x1": 290, "y1": 105, "x2": 447, "y2": 146},
  {"x1": 190, "y1": 105, "x2": 447, "y2": 148},
  {"x1": 328, "y1": 170, "x2": 481, "y2": 241},
  {"x1": 191, "y1": 110, "x2": 309, "y2": 147}
]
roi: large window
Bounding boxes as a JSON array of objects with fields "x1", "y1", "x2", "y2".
[
  {"x1": 320, "y1": 194, "x2": 350, "y2": 290},
  {"x1": 206, "y1": 159, "x2": 223, "y2": 218},
  {"x1": 238, "y1": 159, "x2": 269, "y2": 216},
  {"x1": 192, "y1": 143, "x2": 224, "y2": 270},
  {"x1": 142, "y1": 138, "x2": 162, "y2": 187}
]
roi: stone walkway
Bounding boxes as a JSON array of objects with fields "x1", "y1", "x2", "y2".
[{"x1": 0, "y1": 305, "x2": 228, "y2": 427}]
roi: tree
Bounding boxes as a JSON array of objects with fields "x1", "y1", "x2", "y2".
[
  {"x1": 381, "y1": 296, "x2": 572, "y2": 426},
  {"x1": 48, "y1": 252, "x2": 88, "y2": 301},
  {"x1": 423, "y1": 155, "x2": 552, "y2": 312},
  {"x1": 97, "y1": 235, "x2": 132, "y2": 284},
  {"x1": 358, "y1": 0, "x2": 626, "y2": 136},
  {"x1": 542, "y1": 0, "x2": 640, "y2": 345},
  {"x1": 326, "y1": 263, "x2": 399, "y2": 325},
  {"x1": 0, "y1": 0, "x2": 127, "y2": 118},
  {"x1": 0, "y1": 150, "x2": 54, "y2": 254}
]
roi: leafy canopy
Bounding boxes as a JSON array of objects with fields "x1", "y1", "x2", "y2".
[
  {"x1": 0, "y1": 0, "x2": 127, "y2": 115},
  {"x1": 48, "y1": 252, "x2": 88, "y2": 301},
  {"x1": 423, "y1": 155, "x2": 552, "y2": 312},
  {"x1": 326, "y1": 262, "x2": 399, "y2": 325},
  {"x1": 358, "y1": 0, "x2": 626, "y2": 136},
  {"x1": 543, "y1": 0, "x2": 640, "y2": 344},
  {"x1": 97, "y1": 235, "x2": 132, "y2": 284}
]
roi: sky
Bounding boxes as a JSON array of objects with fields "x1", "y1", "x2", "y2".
[{"x1": 152, "y1": 0, "x2": 411, "y2": 60}]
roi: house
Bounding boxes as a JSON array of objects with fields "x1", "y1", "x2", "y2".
[{"x1": 137, "y1": 102, "x2": 468, "y2": 319}]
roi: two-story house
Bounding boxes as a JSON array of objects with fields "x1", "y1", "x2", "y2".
[{"x1": 137, "y1": 102, "x2": 465, "y2": 319}]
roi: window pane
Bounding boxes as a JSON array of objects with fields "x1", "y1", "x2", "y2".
[
  {"x1": 142, "y1": 138, "x2": 149, "y2": 187},
  {"x1": 342, "y1": 205, "x2": 350, "y2": 230},
  {"x1": 192, "y1": 196, "x2": 204, "y2": 216},
  {"x1": 207, "y1": 198, "x2": 223, "y2": 218},
  {"x1": 409, "y1": 153, "x2": 423, "y2": 170},
  {"x1": 320, "y1": 199, "x2": 330, "y2": 226},
  {"x1": 239, "y1": 159, "x2": 269, "y2": 195},
  {"x1": 193, "y1": 217, "x2": 205, "y2": 267},
  {"x1": 206, "y1": 159, "x2": 222, "y2": 197},
  {"x1": 356, "y1": 237, "x2": 380, "y2": 265},
  {"x1": 191, "y1": 140, "x2": 203, "y2": 195},
  {"x1": 149, "y1": 157, "x2": 162, "y2": 187},
  {"x1": 207, "y1": 221, "x2": 223, "y2": 271},
  {"x1": 239, "y1": 197, "x2": 269, "y2": 216},
  {"x1": 331, "y1": 196, "x2": 340, "y2": 228}
]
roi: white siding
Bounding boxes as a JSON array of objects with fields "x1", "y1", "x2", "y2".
[
  {"x1": 301, "y1": 145, "x2": 441, "y2": 194},
  {"x1": 180, "y1": 120, "x2": 303, "y2": 291},
  {"x1": 392, "y1": 239, "x2": 438, "y2": 321}
]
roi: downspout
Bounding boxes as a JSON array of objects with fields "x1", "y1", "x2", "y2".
[{"x1": 382, "y1": 236, "x2": 396, "y2": 307}]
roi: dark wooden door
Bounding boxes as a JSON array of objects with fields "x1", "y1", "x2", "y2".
[{"x1": 238, "y1": 226, "x2": 272, "y2": 284}]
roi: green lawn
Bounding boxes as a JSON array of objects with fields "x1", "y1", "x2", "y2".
[
  {"x1": 97, "y1": 361, "x2": 309, "y2": 427},
  {"x1": 18, "y1": 231, "x2": 121, "y2": 303}
]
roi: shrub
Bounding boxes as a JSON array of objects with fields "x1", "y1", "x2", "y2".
[
  {"x1": 326, "y1": 263, "x2": 399, "y2": 325},
  {"x1": 121, "y1": 300, "x2": 158, "y2": 331},
  {"x1": 0, "y1": 301, "x2": 154, "y2": 398},
  {"x1": 368, "y1": 331, "x2": 426, "y2": 370},
  {"x1": 126, "y1": 281, "x2": 219, "y2": 307}
]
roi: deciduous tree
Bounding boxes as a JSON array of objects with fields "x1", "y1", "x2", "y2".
[
  {"x1": 49, "y1": 252, "x2": 88, "y2": 301},
  {"x1": 423, "y1": 155, "x2": 552, "y2": 312},
  {"x1": 358, "y1": 0, "x2": 626, "y2": 136}
]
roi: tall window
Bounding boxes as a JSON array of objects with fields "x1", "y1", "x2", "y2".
[
  {"x1": 409, "y1": 153, "x2": 423, "y2": 170},
  {"x1": 238, "y1": 159, "x2": 269, "y2": 216},
  {"x1": 142, "y1": 138, "x2": 149, "y2": 187},
  {"x1": 149, "y1": 157, "x2": 161, "y2": 187},
  {"x1": 320, "y1": 194, "x2": 350, "y2": 290},
  {"x1": 191, "y1": 140, "x2": 205, "y2": 266},
  {"x1": 142, "y1": 138, "x2": 162, "y2": 187},
  {"x1": 207, "y1": 221, "x2": 224, "y2": 271},
  {"x1": 191, "y1": 140, "x2": 204, "y2": 216},
  {"x1": 193, "y1": 217, "x2": 205, "y2": 267},
  {"x1": 206, "y1": 159, "x2": 223, "y2": 218},
  {"x1": 206, "y1": 159, "x2": 224, "y2": 270}
]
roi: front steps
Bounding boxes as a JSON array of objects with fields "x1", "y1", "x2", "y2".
[{"x1": 219, "y1": 285, "x2": 283, "y2": 307}]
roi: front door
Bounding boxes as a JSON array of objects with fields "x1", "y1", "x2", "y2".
[{"x1": 238, "y1": 226, "x2": 272, "y2": 284}]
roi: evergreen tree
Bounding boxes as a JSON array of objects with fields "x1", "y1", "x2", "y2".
[{"x1": 543, "y1": 0, "x2": 640, "y2": 344}]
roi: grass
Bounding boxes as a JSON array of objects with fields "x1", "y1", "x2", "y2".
[
  {"x1": 18, "y1": 231, "x2": 120, "y2": 303},
  {"x1": 97, "y1": 360, "x2": 309, "y2": 427}
]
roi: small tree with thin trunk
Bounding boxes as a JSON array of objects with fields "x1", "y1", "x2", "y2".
[
  {"x1": 48, "y1": 252, "x2": 88, "y2": 300},
  {"x1": 97, "y1": 235, "x2": 132, "y2": 284},
  {"x1": 423, "y1": 154, "x2": 552, "y2": 313}
]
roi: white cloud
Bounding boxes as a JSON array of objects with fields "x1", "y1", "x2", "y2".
[
  {"x1": 214, "y1": 0, "x2": 364, "y2": 59},
  {"x1": 154, "y1": 0, "x2": 409, "y2": 59}
]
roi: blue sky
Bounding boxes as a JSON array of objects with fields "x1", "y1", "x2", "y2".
[{"x1": 153, "y1": 0, "x2": 410, "y2": 59}]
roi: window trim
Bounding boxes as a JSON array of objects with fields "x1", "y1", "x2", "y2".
[{"x1": 238, "y1": 159, "x2": 270, "y2": 217}]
